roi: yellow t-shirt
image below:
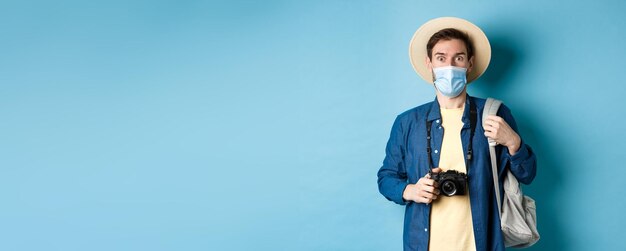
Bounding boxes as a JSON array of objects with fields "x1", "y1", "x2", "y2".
[{"x1": 429, "y1": 106, "x2": 477, "y2": 251}]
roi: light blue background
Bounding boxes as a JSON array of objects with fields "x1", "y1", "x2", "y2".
[{"x1": 1, "y1": 0, "x2": 625, "y2": 250}]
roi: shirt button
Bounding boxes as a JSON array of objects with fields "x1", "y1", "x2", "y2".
[
  {"x1": 424, "y1": 228, "x2": 428, "y2": 232},
  {"x1": 435, "y1": 120, "x2": 440, "y2": 124},
  {"x1": 434, "y1": 150, "x2": 439, "y2": 154},
  {"x1": 438, "y1": 126, "x2": 442, "y2": 130}
]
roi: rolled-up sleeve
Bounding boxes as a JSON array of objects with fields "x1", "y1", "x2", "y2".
[{"x1": 377, "y1": 115, "x2": 409, "y2": 205}]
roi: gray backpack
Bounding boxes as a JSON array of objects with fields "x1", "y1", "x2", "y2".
[{"x1": 483, "y1": 98, "x2": 540, "y2": 248}]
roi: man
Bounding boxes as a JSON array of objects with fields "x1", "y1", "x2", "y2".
[{"x1": 377, "y1": 17, "x2": 537, "y2": 251}]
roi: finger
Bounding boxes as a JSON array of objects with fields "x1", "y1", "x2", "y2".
[
  {"x1": 414, "y1": 194, "x2": 430, "y2": 204},
  {"x1": 423, "y1": 185, "x2": 435, "y2": 193},
  {"x1": 483, "y1": 119, "x2": 494, "y2": 128},
  {"x1": 484, "y1": 131, "x2": 495, "y2": 138},
  {"x1": 484, "y1": 131, "x2": 498, "y2": 141},
  {"x1": 483, "y1": 124, "x2": 494, "y2": 133},
  {"x1": 422, "y1": 186, "x2": 439, "y2": 195},
  {"x1": 487, "y1": 115, "x2": 503, "y2": 122},
  {"x1": 484, "y1": 119, "x2": 500, "y2": 129},
  {"x1": 420, "y1": 192, "x2": 436, "y2": 200},
  {"x1": 420, "y1": 178, "x2": 434, "y2": 186},
  {"x1": 424, "y1": 192, "x2": 438, "y2": 201},
  {"x1": 431, "y1": 167, "x2": 442, "y2": 173},
  {"x1": 483, "y1": 125, "x2": 497, "y2": 134},
  {"x1": 484, "y1": 133, "x2": 501, "y2": 144},
  {"x1": 410, "y1": 196, "x2": 422, "y2": 203}
]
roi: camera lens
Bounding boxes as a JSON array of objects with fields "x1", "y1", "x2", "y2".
[{"x1": 441, "y1": 180, "x2": 457, "y2": 196}]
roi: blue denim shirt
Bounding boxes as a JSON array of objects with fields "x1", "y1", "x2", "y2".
[{"x1": 377, "y1": 95, "x2": 537, "y2": 251}]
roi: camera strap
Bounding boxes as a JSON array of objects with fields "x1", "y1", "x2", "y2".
[{"x1": 426, "y1": 98, "x2": 477, "y2": 173}]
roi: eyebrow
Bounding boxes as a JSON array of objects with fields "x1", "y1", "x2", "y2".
[{"x1": 434, "y1": 52, "x2": 467, "y2": 57}]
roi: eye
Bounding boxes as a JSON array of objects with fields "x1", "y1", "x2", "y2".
[
  {"x1": 437, "y1": 56, "x2": 445, "y2": 61},
  {"x1": 456, "y1": 56, "x2": 465, "y2": 61}
]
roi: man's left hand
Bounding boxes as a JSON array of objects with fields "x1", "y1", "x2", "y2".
[{"x1": 483, "y1": 115, "x2": 521, "y2": 155}]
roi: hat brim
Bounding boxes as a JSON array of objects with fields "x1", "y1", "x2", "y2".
[{"x1": 409, "y1": 17, "x2": 491, "y2": 84}]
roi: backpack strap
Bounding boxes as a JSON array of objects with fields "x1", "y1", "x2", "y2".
[{"x1": 483, "y1": 97, "x2": 503, "y2": 218}]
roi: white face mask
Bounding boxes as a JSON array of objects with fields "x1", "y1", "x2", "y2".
[{"x1": 433, "y1": 66, "x2": 467, "y2": 98}]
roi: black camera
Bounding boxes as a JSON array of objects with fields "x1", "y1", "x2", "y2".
[{"x1": 430, "y1": 170, "x2": 468, "y2": 196}]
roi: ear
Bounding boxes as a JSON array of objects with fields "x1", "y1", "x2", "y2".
[
  {"x1": 467, "y1": 56, "x2": 475, "y2": 73},
  {"x1": 425, "y1": 56, "x2": 433, "y2": 71}
]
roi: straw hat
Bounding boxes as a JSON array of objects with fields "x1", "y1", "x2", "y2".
[{"x1": 409, "y1": 17, "x2": 491, "y2": 84}]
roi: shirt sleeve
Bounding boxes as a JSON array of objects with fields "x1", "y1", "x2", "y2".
[
  {"x1": 377, "y1": 115, "x2": 409, "y2": 205},
  {"x1": 497, "y1": 105, "x2": 537, "y2": 185}
]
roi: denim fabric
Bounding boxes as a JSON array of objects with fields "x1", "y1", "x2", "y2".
[{"x1": 377, "y1": 95, "x2": 537, "y2": 251}]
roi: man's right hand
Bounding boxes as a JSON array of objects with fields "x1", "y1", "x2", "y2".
[{"x1": 402, "y1": 167, "x2": 441, "y2": 204}]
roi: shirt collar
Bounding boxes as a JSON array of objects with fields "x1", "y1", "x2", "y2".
[{"x1": 427, "y1": 94, "x2": 473, "y2": 129}]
